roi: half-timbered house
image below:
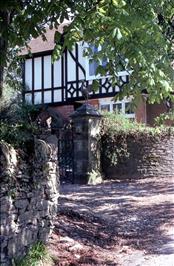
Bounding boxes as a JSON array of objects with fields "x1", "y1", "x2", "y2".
[{"x1": 21, "y1": 25, "x2": 170, "y2": 125}]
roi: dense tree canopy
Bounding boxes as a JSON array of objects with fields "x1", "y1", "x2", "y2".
[{"x1": 0, "y1": 0, "x2": 174, "y2": 103}]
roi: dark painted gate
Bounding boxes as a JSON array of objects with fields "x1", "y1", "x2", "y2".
[{"x1": 58, "y1": 122, "x2": 74, "y2": 184}]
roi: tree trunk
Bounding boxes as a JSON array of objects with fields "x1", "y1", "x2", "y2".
[
  {"x1": 0, "y1": 65, "x2": 4, "y2": 98},
  {"x1": 0, "y1": 32, "x2": 6, "y2": 98},
  {"x1": 0, "y1": 10, "x2": 10, "y2": 98}
]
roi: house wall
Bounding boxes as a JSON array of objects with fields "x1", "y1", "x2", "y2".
[
  {"x1": 52, "y1": 105, "x2": 74, "y2": 120},
  {"x1": 24, "y1": 43, "x2": 129, "y2": 105},
  {"x1": 24, "y1": 42, "x2": 170, "y2": 126},
  {"x1": 24, "y1": 45, "x2": 88, "y2": 105},
  {"x1": 146, "y1": 102, "x2": 167, "y2": 126},
  {"x1": 50, "y1": 99, "x2": 99, "y2": 120},
  {"x1": 49, "y1": 98, "x2": 147, "y2": 123},
  {"x1": 135, "y1": 96, "x2": 147, "y2": 123},
  {"x1": 87, "y1": 99, "x2": 99, "y2": 109},
  {"x1": 25, "y1": 54, "x2": 66, "y2": 105}
]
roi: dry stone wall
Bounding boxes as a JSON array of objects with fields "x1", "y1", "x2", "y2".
[
  {"x1": 102, "y1": 133, "x2": 174, "y2": 179},
  {"x1": 0, "y1": 134, "x2": 59, "y2": 266}
]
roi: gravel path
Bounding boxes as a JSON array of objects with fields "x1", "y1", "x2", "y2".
[{"x1": 48, "y1": 177, "x2": 174, "y2": 266}]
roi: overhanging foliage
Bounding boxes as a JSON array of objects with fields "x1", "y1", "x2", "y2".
[{"x1": 0, "y1": 0, "x2": 174, "y2": 102}]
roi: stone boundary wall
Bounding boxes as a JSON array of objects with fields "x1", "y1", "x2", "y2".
[
  {"x1": 101, "y1": 133, "x2": 174, "y2": 179},
  {"x1": 0, "y1": 134, "x2": 59, "y2": 265}
]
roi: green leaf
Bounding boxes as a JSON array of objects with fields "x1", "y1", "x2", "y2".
[
  {"x1": 160, "y1": 80, "x2": 171, "y2": 91},
  {"x1": 1, "y1": 0, "x2": 174, "y2": 103},
  {"x1": 54, "y1": 31, "x2": 62, "y2": 44},
  {"x1": 92, "y1": 80, "x2": 99, "y2": 92},
  {"x1": 96, "y1": 65, "x2": 106, "y2": 75},
  {"x1": 116, "y1": 28, "x2": 123, "y2": 40}
]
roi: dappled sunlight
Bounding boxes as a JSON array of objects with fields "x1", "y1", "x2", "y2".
[{"x1": 56, "y1": 176, "x2": 174, "y2": 259}]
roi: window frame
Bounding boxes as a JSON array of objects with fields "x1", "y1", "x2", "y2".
[
  {"x1": 84, "y1": 43, "x2": 131, "y2": 81},
  {"x1": 85, "y1": 44, "x2": 107, "y2": 80},
  {"x1": 99, "y1": 97, "x2": 135, "y2": 119}
]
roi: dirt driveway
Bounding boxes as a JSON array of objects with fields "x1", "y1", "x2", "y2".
[{"x1": 48, "y1": 177, "x2": 174, "y2": 265}]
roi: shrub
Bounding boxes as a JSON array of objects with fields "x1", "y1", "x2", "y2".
[
  {"x1": 0, "y1": 103, "x2": 41, "y2": 148},
  {"x1": 101, "y1": 112, "x2": 174, "y2": 167},
  {"x1": 155, "y1": 112, "x2": 174, "y2": 126}
]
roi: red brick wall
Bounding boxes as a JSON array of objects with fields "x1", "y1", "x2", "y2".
[
  {"x1": 88, "y1": 99, "x2": 100, "y2": 109},
  {"x1": 135, "y1": 96, "x2": 147, "y2": 123},
  {"x1": 146, "y1": 102, "x2": 167, "y2": 126},
  {"x1": 134, "y1": 98, "x2": 173, "y2": 126},
  {"x1": 49, "y1": 100, "x2": 100, "y2": 120},
  {"x1": 52, "y1": 105, "x2": 74, "y2": 119},
  {"x1": 41, "y1": 99, "x2": 172, "y2": 126}
]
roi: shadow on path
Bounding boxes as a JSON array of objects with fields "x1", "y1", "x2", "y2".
[{"x1": 49, "y1": 177, "x2": 174, "y2": 265}]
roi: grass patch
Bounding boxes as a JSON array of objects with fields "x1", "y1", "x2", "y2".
[{"x1": 14, "y1": 242, "x2": 53, "y2": 266}]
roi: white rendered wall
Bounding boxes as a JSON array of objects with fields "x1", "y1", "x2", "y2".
[
  {"x1": 78, "y1": 43, "x2": 86, "y2": 80},
  {"x1": 25, "y1": 93, "x2": 32, "y2": 104},
  {"x1": 54, "y1": 58, "x2": 62, "y2": 87},
  {"x1": 67, "y1": 49, "x2": 76, "y2": 81},
  {"x1": 44, "y1": 90, "x2": 52, "y2": 103},
  {"x1": 34, "y1": 92, "x2": 42, "y2": 104},
  {"x1": 24, "y1": 44, "x2": 128, "y2": 105},
  {"x1": 44, "y1": 55, "x2": 51, "y2": 89},
  {"x1": 54, "y1": 89, "x2": 62, "y2": 102},
  {"x1": 34, "y1": 57, "x2": 41, "y2": 90},
  {"x1": 25, "y1": 59, "x2": 32, "y2": 90}
]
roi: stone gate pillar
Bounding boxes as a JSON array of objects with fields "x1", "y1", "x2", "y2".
[{"x1": 71, "y1": 103, "x2": 102, "y2": 184}]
